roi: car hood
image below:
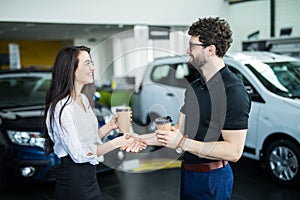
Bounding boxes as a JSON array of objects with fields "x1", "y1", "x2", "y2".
[
  {"x1": 281, "y1": 97, "x2": 300, "y2": 110},
  {"x1": 0, "y1": 105, "x2": 44, "y2": 131}
]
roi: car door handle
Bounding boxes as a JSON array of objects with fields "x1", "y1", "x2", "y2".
[{"x1": 166, "y1": 93, "x2": 174, "y2": 97}]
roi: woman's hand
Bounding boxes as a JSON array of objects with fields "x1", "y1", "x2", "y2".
[
  {"x1": 98, "y1": 114, "x2": 119, "y2": 138},
  {"x1": 118, "y1": 133, "x2": 147, "y2": 153},
  {"x1": 108, "y1": 111, "x2": 133, "y2": 130},
  {"x1": 156, "y1": 127, "x2": 183, "y2": 149},
  {"x1": 107, "y1": 114, "x2": 119, "y2": 130}
]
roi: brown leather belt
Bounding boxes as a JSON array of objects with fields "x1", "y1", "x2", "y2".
[{"x1": 182, "y1": 160, "x2": 228, "y2": 172}]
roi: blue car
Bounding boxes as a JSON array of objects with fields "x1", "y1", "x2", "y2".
[{"x1": 0, "y1": 69, "x2": 122, "y2": 188}]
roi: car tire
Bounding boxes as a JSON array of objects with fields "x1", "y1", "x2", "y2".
[{"x1": 263, "y1": 139, "x2": 300, "y2": 186}]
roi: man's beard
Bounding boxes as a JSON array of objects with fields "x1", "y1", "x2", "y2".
[
  {"x1": 188, "y1": 55, "x2": 207, "y2": 70},
  {"x1": 186, "y1": 62, "x2": 202, "y2": 83}
]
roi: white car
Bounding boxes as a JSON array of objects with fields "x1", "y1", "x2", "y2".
[{"x1": 131, "y1": 51, "x2": 300, "y2": 186}]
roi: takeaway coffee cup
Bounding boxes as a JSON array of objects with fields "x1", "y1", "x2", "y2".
[
  {"x1": 116, "y1": 107, "x2": 131, "y2": 133},
  {"x1": 155, "y1": 116, "x2": 172, "y2": 131}
]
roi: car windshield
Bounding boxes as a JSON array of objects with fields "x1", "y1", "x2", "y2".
[
  {"x1": 246, "y1": 61, "x2": 300, "y2": 98},
  {"x1": 0, "y1": 74, "x2": 51, "y2": 108}
]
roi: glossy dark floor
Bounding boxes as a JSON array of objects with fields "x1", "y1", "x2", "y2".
[{"x1": 0, "y1": 157, "x2": 299, "y2": 200}]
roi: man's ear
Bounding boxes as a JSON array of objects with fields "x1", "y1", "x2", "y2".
[{"x1": 208, "y1": 45, "x2": 216, "y2": 55}]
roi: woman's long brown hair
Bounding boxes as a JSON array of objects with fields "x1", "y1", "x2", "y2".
[{"x1": 43, "y1": 46, "x2": 93, "y2": 156}]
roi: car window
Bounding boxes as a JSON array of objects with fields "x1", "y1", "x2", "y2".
[
  {"x1": 269, "y1": 62, "x2": 300, "y2": 96},
  {"x1": 175, "y1": 64, "x2": 189, "y2": 79},
  {"x1": 152, "y1": 64, "x2": 170, "y2": 81},
  {"x1": 228, "y1": 65, "x2": 264, "y2": 103},
  {"x1": 246, "y1": 61, "x2": 300, "y2": 98},
  {"x1": 151, "y1": 63, "x2": 192, "y2": 88},
  {"x1": 0, "y1": 75, "x2": 50, "y2": 108},
  {"x1": 228, "y1": 66, "x2": 251, "y2": 86}
]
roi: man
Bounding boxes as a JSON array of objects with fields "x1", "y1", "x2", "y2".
[{"x1": 134, "y1": 17, "x2": 251, "y2": 200}]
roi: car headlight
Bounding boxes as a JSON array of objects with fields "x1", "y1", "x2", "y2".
[{"x1": 7, "y1": 130, "x2": 45, "y2": 149}]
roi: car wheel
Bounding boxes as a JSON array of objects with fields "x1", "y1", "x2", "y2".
[{"x1": 263, "y1": 139, "x2": 300, "y2": 186}]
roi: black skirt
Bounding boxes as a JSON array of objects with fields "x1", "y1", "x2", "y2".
[{"x1": 55, "y1": 155, "x2": 102, "y2": 200}]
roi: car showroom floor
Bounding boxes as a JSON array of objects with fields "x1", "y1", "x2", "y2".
[
  {"x1": 0, "y1": 156, "x2": 299, "y2": 200},
  {"x1": 99, "y1": 157, "x2": 300, "y2": 200},
  {"x1": 1, "y1": 122, "x2": 300, "y2": 200}
]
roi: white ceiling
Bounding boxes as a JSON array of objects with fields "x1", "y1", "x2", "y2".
[{"x1": 0, "y1": 22, "x2": 133, "y2": 41}]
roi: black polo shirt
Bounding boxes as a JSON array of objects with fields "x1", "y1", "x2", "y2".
[{"x1": 180, "y1": 66, "x2": 251, "y2": 164}]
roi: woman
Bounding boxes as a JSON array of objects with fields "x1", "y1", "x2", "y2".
[{"x1": 43, "y1": 46, "x2": 145, "y2": 200}]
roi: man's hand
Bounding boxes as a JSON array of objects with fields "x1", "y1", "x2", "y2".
[
  {"x1": 119, "y1": 133, "x2": 147, "y2": 152},
  {"x1": 156, "y1": 127, "x2": 183, "y2": 149}
]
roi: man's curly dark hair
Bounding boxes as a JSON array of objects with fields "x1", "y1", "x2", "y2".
[{"x1": 188, "y1": 17, "x2": 233, "y2": 57}]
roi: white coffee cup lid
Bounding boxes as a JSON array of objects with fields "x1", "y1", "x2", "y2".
[
  {"x1": 116, "y1": 107, "x2": 130, "y2": 112},
  {"x1": 155, "y1": 116, "x2": 172, "y2": 124}
]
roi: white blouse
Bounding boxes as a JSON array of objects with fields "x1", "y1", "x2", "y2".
[{"x1": 46, "y1": 94, "x2": 103, "y2": 165}]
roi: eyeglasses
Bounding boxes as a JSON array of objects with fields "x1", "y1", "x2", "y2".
[
  {"x1": 188, "y1": 42, "x2": 209, "y2": 51},
  {"x1": 83, "y1": 60, "x2": 94, "y2": 69}
]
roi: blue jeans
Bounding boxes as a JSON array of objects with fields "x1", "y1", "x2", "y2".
[{"x1": 180, "y1": 163, "x2": 233, "y2": 200}]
